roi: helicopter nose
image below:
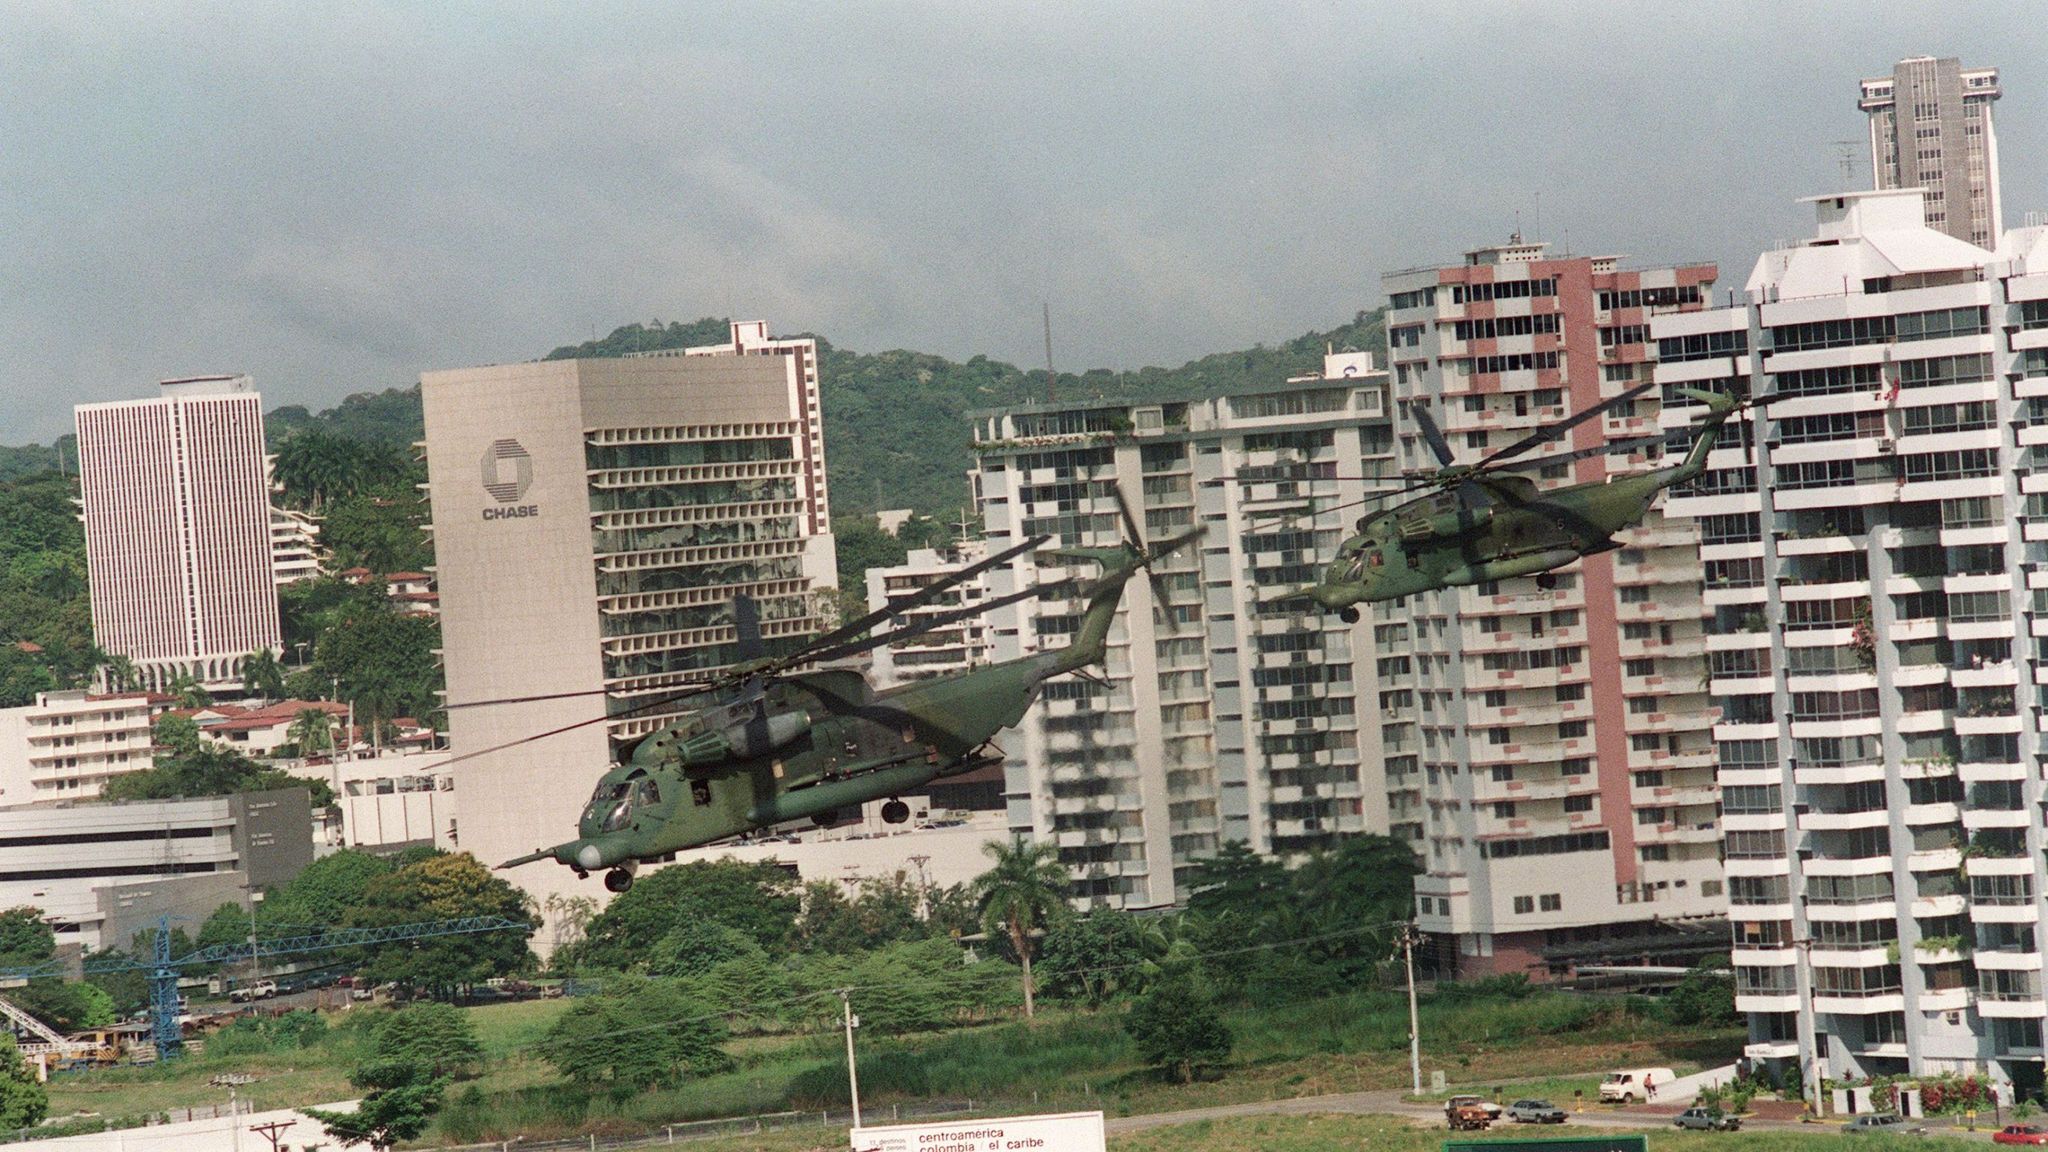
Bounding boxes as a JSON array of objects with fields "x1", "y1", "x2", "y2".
[{"x1": 575, "y1": 843, "x2": 606, "y2": 871}]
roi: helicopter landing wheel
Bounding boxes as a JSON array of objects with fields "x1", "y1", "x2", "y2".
[
  {"x1": 604, "y1": 868, "x2": 635, "y2": 894},
  {"x1": 881, "y1": 799, "x2": 911, "y2": 825},
  {"x1": 812, "y1": 809, "x2": 841, "y2": 828},
  {"x1": 1337, "y1": 607, "x2": 1360, "y2": 624},
  {"x1": 1535, "y1": 572, "x2": 1559, "y2": 590},
  {"x1": 572, "y1": 867, "x2": 588, "y2": 880}
]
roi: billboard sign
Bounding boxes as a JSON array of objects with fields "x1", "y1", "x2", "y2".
[{"x1": 851, "y1": 1111, "x2": 1106, "y2": 1152}]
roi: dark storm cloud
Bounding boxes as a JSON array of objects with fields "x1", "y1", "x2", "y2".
[{"x1": 3, "y1": 2, "x2": 2043, "y2": 440}]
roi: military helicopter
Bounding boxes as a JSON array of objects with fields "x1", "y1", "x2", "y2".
[
  {"x1": 1266, "y1": 383, "x2": 1743, "y2": 621},
  {"x1": 494, "y1": 497, "x2": 1201, "y2": 893}
]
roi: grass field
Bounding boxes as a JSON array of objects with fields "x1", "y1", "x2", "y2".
[
  {"x1": 40, "y1": 987, "x2": 1742, "y2": 1148},
  {"x1": 611, "y1": 1113, "x2": 1979, "y2": 1152}
]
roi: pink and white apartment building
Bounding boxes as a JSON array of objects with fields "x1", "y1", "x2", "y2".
[
  {"x1": 75, "y1": 375, "x2": 282, "y2": 690},
  {"x1": 1380, "y1": 241, "x2": 1729, "y2": 976}
]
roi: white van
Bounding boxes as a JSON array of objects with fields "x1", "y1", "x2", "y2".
[{"x1": 1600, "y1": 1067, "x2": 1676, "y2": 1103}]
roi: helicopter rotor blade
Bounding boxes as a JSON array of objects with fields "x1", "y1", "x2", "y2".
[
  {"x1": 1492, "y1": 428, "x2": 1695, "y2": 473},
  {"x1": 733, "y1": 595, "x2": 765, "y2": 662},
  {"x1": 795, "y1": 579, "x2": 1077, "y2": 668},
  {"x1": 1405, "y1": 400, "x2": 1457, "y2": 467},
  {"x1": 1472, "y1": 380, "x2": 1657, "y2": 470},
  {"x1": 1111, "y1": 484, "x2": 1147, "y2": 548},
  {"x1": 1241, "y1": 478, "x2": 1440, "y2": 534},
  {"x1": 800, "y1": 532, "x2": 1050, "y2": 657}
]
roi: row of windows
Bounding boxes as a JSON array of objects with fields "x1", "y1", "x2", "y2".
[
  {"x1": 1599, "y1": 285, "x2": 1704, "y2": 311},
  {"x1": 1454, "y1": 351, "x2": 1560, "y2": 375},
  {"x1": 1657, "y1": 330, "x2": 1747, "y2": 363},
  {"x1": 1478, "y1": 829, "x2": 1609, "y2": 859},
  {"x1": 1451, "y1": 278, "x2": 1557, "y2": 304},
  {"x1": 1452, "y1": 313, "x2": 1561, "y2": 341},
  {"x1": 1767, "y1": 307, "x2": 1987, "y2": 353}
]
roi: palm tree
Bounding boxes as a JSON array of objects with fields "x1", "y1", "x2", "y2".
[
  {"x1": 95, "y1": 651, "x2": 139, "y2": 693},
  {"x1": 971, "y1": 837, "x2": 1070, "y2": 1019},
  {"x1": 288, "y1": 708, "x2": 334, "y2": 759},
  {"x1": 166, "y1": 672, "x2": 209, "y2": 709},
  {"x1": 241, "y1": 648, "x2": 286, "y2": 703}
]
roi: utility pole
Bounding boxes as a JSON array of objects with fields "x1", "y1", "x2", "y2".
[
  {"x1": 1404, "y1": 925, "x2": 1422, "y2": 1094},
  {"x1": 839, "y1": 989, "x2": 862, "y2": 1128}
]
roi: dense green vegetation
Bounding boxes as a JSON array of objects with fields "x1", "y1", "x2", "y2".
[{"x1": 0, "y1": 473, "x2": 95, "y2": 706}]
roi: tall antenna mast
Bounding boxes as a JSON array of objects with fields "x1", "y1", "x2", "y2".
[
  {"x1": 1832, "y1": 140, "x2": 1860, "y2": 186},
  {"x1": 1042, "y1": 302, "x2": 1057, "y2": 404}
]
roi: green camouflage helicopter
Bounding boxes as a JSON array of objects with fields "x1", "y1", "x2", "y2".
[
  {"x1": 1270, "y1": 383, "x2": 1742, "y2": 621},
  {"x1": 495, "y1": 499, "x2": 1200, "y2": 892}
]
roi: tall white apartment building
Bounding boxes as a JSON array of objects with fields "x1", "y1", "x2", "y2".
[
  {"x1": 969, "y1": 353, "x2": 1396, "y2": 907},
  {"x1": 866, "y1": 540, "x2": 993, "y2": 689},
  {"x1": 421, "y1": 322, "x2": 836, "y2": 910},
  {"x1": 0, "y1": 690, "x2": 156, "y2": 807},
  {"x1": 75, "y1": 375, "x2": 282, "y2": 689},
  {"x1": 1660, "y1": 188, "x2": 2048, "y2": 1096},
  {"x1": 1380, "y1": 241, "x2": 1728, "y2": 977},
  {"x1": 1860, "y1": 57, "x2": 2003, "y2": 248}
]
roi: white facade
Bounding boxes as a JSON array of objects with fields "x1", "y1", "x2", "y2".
[
  {"x1": 970, "y1": 353, "x2": 1395, "y2": 908},
  {"x1": 421, "y1": 325, "x2": 837, "y2": 913},
  {"x1": 269, "y1": 506, "x2": 325, "y2": 586},
  {"x1": 290, "y1": 747, "x2": 456, "y2": 852},
  {"x1": 0, "y1": 690, "x2": 155, "y2": 807},
  {"x1": 0, "y1": 790, "x2": 312, "y2": 952},
  {"x1": 1380, "y1": 244, "x2": 1726, "y2": 976},
  {"x1": 74, "y1": 375, "x2": 282, "y2": 689},
  {"x1": 867, "y1": 541, "x2": 992, "y2": 688},
  {"x1": 1660, "y1": 188, "x2": 2048, "y2": 1091}
]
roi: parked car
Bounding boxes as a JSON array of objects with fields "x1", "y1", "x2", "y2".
[
  {"x1": 1994, "y1": 1126, "x2": 2048, "y2": 1146},
  {"x1": 1843, "y1": 1113, "x2": 1919, "y2": 1135},
  {"x1": 1600, "y1": 1067, "x2": 1677, "y2": 1103},
  {"x1": 1507, "y1": 1099, "x2": 1568, "y2": 1124},
  {"x1": 1444, "y1": 1095, "x2": 1503, "y2": 1121},
  {"x1": 1674, "y1": 1107, "x2": 1741, "y2": 1132},
  {"x1": 1447, "y1": 1103, "x2": 1493, "y2": 1132}
]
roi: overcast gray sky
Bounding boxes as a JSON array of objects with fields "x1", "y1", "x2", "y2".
[{"x1": 4, "y1": 2, "x2": 2043, "y2": 443}]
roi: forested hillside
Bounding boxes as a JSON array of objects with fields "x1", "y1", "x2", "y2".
[{"x1": 1, "y1": 307, "x2": 1387, "y2": 522}]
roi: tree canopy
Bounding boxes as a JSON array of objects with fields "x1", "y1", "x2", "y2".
[
  {"x1": 543, "y1": 976, "x2": 734, "y2": 1096},
  {"x1": 0, "y1": 1036, "x2": 48, "y2": 1131},
  {"x1": 103, "y1": 725, "x2": 335, "y2": 809},
  {"x1": 305, "y1": 1058, "x2": 445, "y2": 1151},
  {"x1": 348, "y1": 853, "x2": 538, "y2": 995},
  {"x1": 0, "y1": 908, "x2": 54, "y2": 970},
  {"x1": 567, "y1": 859, "x2": 802, "y2": 971},
  {"x1": 971, "y1": 838, "x2": 1069, "y2": 1018}
]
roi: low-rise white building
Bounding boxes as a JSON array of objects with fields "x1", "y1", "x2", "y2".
[
  {"x1": 269, "y1": 506, "x2": 325, "y2": 586},
  {"x1": 0, "y1": 691, "x2": 157, "y2": 807},
  {"x1": 866, "y1": 541, "x2": 992, "y2": 688},
  {"x1": 0, "y1": 789, "x2": 313, "y2": 952}
]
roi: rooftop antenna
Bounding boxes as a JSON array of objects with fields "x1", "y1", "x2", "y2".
[
  {"x1": 1042, "y1": 302, "x2": 1057, "y2": 404},
  {"x1": 1832, "y1": 141, "x2": 1860, "y2": 186}
]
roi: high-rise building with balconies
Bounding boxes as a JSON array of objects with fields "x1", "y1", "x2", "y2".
[
  {"x1": 420, "y1": 322, "x2": 836, "y2": 914},
  {"x1": 1659, "y1": 188, "x2": 2048, "y2": 1095},
  {"x1": 1380, "y1": 241, "x2": 1727, "y2": 977},
  {"x1": 969, "y1": 353, "x2": 1397, "y2": 907},
  {"x1": 1859, "y1": 57, "x2": 2003, "y2": 248}
]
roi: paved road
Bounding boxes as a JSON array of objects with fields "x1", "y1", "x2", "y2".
[{"x1": 1107, "y1": 1087, "x2": 1998, "y2": 1140}]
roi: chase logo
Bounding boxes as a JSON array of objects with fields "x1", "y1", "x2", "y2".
[{"x1": 480, "y1": 439, "x2": 533, "y2": 503}]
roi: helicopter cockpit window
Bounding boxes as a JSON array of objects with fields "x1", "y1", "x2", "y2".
[
  {"x1": 590, "y1": 780, "x2": 634, "y2": 832},
  {"x1": 633, "y1": 779, "x2": 660, "y2": 806},
  {"x1": 691, "y1": 778, "x2": 711, "y2": 806}
]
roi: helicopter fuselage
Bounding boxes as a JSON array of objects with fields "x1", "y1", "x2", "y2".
[
  {"x1": 1309, "y1": 389, "x2": 1738, "y2": 613},
  {"x1": 501, "y1": 543, "x2": 1148, "y2": 888}
]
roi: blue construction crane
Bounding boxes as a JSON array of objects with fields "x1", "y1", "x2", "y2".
[{"x1": 1, "y1": 914, "x2": 529, "y2": 1062}]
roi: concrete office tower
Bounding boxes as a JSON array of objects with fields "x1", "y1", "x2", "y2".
[
  {"x1": 1860, "y1": 57, "x2": 2003, "y2": 248},
  {"x1": 421, "y1": 324, "x2": 836, "y2": 908},
  {"x1": 1659, "y1": 189, "x2": 2048, "y2": 1093},
  {"x1": 969, "y1": 353, "x2": 1396, "y2": 907},
  {"x1": 75, "y1": 375, "x2": 282, "y2": 689},
  {"x1": 866, "y1": 539, "x2": 993, "y2": 689},
  {"x1": 1380, "y1": 242, "x2": 1726, "y2": 977}
]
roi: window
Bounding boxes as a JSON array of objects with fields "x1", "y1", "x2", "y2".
[
  {"x1": 1563, "y1": 794, "x2": 1594, "y2": 813},
  {"x1": 1539, "y1": 893, "x2": 1562, "y2": 912},
  {"x1": 1624, "y1": 658, "x2": 1655, "y2": 678},
  {"x1": 1559, "y1": 720, "x2": 1588, "y2": 738},
  {"x1": 1657, "y1": 330, "x2": 1747, "y2": 363},
  {"x1": 1513, "y1": 895, "x2": 1535, "y2": 914},
  {"x1": 1483, "y1": 690, "x2": 1508, "y2": 708},
  {"x1": 1494, "y1": 802, "x2": 1517, "y2": 819}
]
